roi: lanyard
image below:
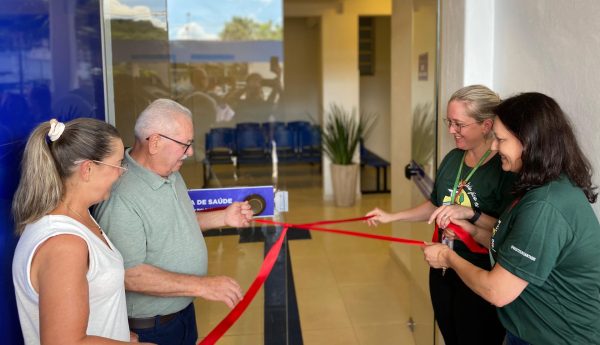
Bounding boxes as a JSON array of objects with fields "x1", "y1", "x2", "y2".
[{"x1": 449, "y1": 149, "x2": 492, "y2": 205}]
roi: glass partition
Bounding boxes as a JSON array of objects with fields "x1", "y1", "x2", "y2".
[
  {"x1": 409, "y1": 1, "x2": 439, "y2": 345},
  {"x1": 103, "y1": 0, "x2": 285, "y2": 189},
  {"x1": 0, "y1": 0, "x2": 106, "y2": 342}
]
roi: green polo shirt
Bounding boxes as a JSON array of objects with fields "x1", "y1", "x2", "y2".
[
  {"x1": 430, "y1": 148, "x2": 515, "y2": 268},
  {"x1": 94, "y1": 149, "x2": 207, "y2": 318},
  {"x1": 491, "y1": 176, "x2": 600, "y2": 344}
]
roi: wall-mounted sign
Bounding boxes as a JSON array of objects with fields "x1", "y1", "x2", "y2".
[{"x1": 418, "y1": 52, "x2": 428, "y2": 81}]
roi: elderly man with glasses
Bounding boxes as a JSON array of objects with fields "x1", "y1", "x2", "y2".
[{"x1": 94, "y1": 99, "x2": 253, "y2": 345}]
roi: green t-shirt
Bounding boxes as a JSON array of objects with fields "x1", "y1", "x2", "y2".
[
  {"x1": 94, "y1": 149, "x2": 208, "y2": 318},
  {"x1": 430, "y1": 149, "x2": 515, "y2": 267},
  {"x1": 491, "y1": 176, "x2": 600, "y2": 344}
]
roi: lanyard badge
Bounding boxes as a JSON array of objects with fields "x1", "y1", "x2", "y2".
[{"x1": 442, "y1": 149, "x2": 492, "y2": 250}]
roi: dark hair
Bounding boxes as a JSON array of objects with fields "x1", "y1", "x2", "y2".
[{"x1": 494, "y1": 92, "x2": 597, "y2": 202}]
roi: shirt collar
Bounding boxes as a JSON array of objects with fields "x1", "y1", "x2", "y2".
[{"x1": 123, "y1": 148, "x2": 177, "y2": 190}]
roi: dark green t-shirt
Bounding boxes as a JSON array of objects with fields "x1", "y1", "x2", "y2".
[
  {"x1": 430, "y1": 148, "x2": 515, "y2": 268},
  {"x1": 491, "y1": 176, "x2": 600, "y2": 344}
]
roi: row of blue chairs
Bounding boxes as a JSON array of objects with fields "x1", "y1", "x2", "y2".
[{"x1": 205, "y1": 121, "x2": 322, "y2": 166}]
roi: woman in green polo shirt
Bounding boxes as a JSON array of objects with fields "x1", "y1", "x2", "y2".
[
  {"x1": 424, "y1": 92, "x2": 600, "y2": 345},
  {"x1": 367, "y1": 85, "x2": 514, "y2": 345}
]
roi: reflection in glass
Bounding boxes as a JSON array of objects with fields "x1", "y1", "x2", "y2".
[
  {"x1": 104, "y1": 0, "x2": 284, "y2": 178},
  {"x1": 411, "y1": 0, "x2": 438, "y2": 180},
  {"x1": 1, "y1": 0, "x2": 105, "y2": 342}
]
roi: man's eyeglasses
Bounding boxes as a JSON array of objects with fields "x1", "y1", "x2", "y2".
[
  {"x1": 147, "y1": 134, "x2": 194, "y2": 154},
  {"x1": 442, "y1": 118, "x2": 481, "y2": 133}
]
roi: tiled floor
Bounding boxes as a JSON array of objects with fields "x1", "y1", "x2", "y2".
[{"x1": 193, "y1": 164, "x2": 416, "y2": 344}]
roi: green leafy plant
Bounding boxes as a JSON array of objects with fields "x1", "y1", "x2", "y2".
[
  {"x1": 411, "y1": 102, "x2": 435, "y2": 166},
  {"x1": 322, "y1": 104, "x2": 376, "y2": 165}
]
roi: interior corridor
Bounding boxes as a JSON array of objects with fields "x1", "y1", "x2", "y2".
[{"x1": 192, "y1": 164, "x2": 420, "y2": 344}]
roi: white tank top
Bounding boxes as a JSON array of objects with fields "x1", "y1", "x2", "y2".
[{"x1": 12, "y1": 215, "x2": 130, "y2": 344}]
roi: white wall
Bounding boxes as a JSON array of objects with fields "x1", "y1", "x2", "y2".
[
  {"x1": 493, "y1": 0, "x2": 600, "y2": 215},
  {"x1": 441, "y1": 0, "x2": 600, "y2": 215},
  {"x1": 282, "y1": 17, "x2": 322, "y2": 123},
  {"x1": 360, "y1": 16, "x2": 391, "y2": 161}
]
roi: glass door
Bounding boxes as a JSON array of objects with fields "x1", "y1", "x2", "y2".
[
  {"x1": 407, "y1": 1, "x2": 439, "y2": 344},
  {"x1": 102, "y1": 0, "x2": 285, "y2": 190}
]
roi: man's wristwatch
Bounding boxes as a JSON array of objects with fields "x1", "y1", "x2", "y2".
[{"x1": 468, "y1": 208, "x2": 481, "y2": 224}]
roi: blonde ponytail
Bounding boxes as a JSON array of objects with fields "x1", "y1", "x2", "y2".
[
  {"x1": 12, "y1": 118, "x2": 120, "y2": 234},
  {"x1": 12, "y1": 122, "x2": 62, "y2": 233}
]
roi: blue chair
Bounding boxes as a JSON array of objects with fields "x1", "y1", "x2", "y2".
[
  {"x1": 271, "y1": 126, "x2": 296, "y2": 162},
  {"x1": 236, "y1": 122, "x2": 261, "y2": 130},
  {"x1": 236, "y1": 125, "x2": 268, "y2": 165},
  {"x1": 205, "y1": 127, "x2": 235, "y2": 160},
  {"x1": 294, "y1": 125, "x2": 321, "y2": 163},
  {"x1": 203, "y1": 127, "x2": 235, "y2": 185},
  {"x1": 262, "y1": 121, "x2": 286, "y2": 147},
  {"x1": 287, "y1": 120, "x2": 311, "y2": 129}
]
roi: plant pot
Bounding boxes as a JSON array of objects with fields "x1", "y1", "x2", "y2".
[{"x1": 331, "y1": 163, "x2": 359, "y2": 207}]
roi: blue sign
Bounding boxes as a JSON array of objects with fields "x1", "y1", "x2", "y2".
[{"x1": 188, "y1": 186, "x2": 275, "y2": 217}]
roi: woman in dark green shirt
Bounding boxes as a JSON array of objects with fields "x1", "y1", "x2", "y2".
[
  {"x1": 367, "y1": 85, "x2": 513, "y2": 345},
  {"x1": 424, "y1": 92, "x2": 600, "y2": 345}
]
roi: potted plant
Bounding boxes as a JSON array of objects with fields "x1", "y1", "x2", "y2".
[{"x1": 322, "y1": 103, "x2": 375, "y2": 206}]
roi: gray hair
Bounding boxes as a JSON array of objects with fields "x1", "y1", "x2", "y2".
[
  {"x1": 12, "y1": 118, "x2": 120, "y2": 233},
  {"x1": 449, "y1": 85, "x2": 501, "y2": 122},
  {"x1": 134, "y1": 99, "x2": 193, "y2": 139}
]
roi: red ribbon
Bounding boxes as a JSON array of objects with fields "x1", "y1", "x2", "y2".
[
  {"x1": 431, "y1": 223, "x2": 488, "y2": 254},
  {"x1": 199, "y1": 225, "x2": 289, "y2": 345},
  {"x1": 199, "y1": 216, "x2": 485, "y2": 344},
  {"x1": 255, "y1": 217, "x2": 425, "y2": 246}
]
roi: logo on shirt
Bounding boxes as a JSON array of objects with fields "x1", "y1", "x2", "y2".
[
  {"x1": 443, "y1": 181, "x2": 480, "y2": 208},
  {"x1": 490, "y1": 219, "x2": 501, "y2": 252},
  {"x1": 510, "y1": 245, "x2": 537, "y2": 262}
]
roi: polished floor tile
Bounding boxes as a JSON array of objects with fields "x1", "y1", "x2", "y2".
[
  {"x1": 195, "y1": 167, "x2": 416, "y2": 345},
  {"x1": 301, "y1": 328, "x2": 360, "y2": 345},
  {"x1": 354, "y1": 323, "x2": 414, "y2": 345},
  {"x1": 338, "y1": 283, "x2": 409, "y2": 326},
  {"x1": 296, "y1": 285, "x2": 355, "y2": 331},
  {"x1": 216, "y1": 334, "x2": 264, "y2": 345}
]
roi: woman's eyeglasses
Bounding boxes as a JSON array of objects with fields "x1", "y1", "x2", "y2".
[
  {"x1": 92, "y1": 160, "x2": 128, "y2": 172},
  {"x1": 74, "y1": 159, "x2": 128, "y2": 172},
  {"x1": 442, "y1": 118, "x2": 481, "y2": 133}
]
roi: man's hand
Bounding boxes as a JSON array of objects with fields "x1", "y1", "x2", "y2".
[
  {"x1": 197, "y1": 276, "x2": 243, "y2": 309},
  {"x1": 130, "y1": 331, "x2": 139, "y2": 343},
  {"x1": 223, "y1": 201, "x2": 253, "y2": 228}
]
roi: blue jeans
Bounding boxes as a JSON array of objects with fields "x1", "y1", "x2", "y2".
[
  {"x1": 505, "y1": 331, "x2": 530, "y2": 345},
  {"x1": 131, "y1": 303, "x2": 198, "y2": 345}
]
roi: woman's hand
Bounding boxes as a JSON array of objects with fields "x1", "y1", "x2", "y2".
[
  {"x1": 428, "y1": 205, "x2": 475, "y2": 228},
  {"x1": 442, "y1": 227, "x2": 457, "y2": 240},
  {"x1": 365, "y1": 208, "x2": 394, "y2": 226},
  {"x1": 422, "y1": 243, "x2": 452, "y2": 269},
  {"x1": 443, "y1": 217, "x2": 478, "y2": 241}
]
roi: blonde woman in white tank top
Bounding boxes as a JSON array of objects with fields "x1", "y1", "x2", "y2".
[{"x1": 11, "y1": 119, "x2": 153, "y2": 345}]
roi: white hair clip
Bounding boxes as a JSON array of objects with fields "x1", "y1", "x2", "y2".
[{"x1": 48, "y1": 119, "x2": 65, "y2": 142}]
